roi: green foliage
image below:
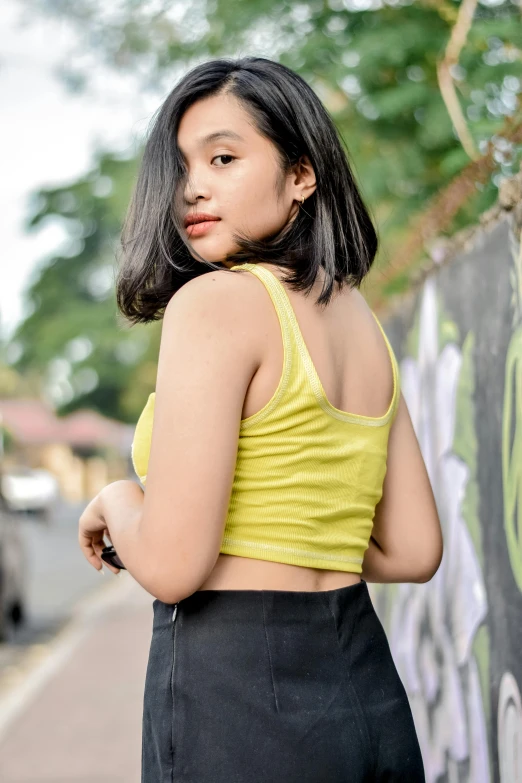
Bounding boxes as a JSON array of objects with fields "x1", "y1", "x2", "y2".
[
  {"x1": 11, "y1": 149, "x2": 162, "y2": 422},
  {"x1": 10, "y1": 0, "x2": 522, "y2": 421}
]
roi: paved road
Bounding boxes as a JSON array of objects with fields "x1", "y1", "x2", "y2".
[
  {"x1": 0, "y1": 573, "x2": 152, "y2": 782},
  {"x1": 0, "y1": 500, "x2": 121, "y2": 689},
  {"x1": 0, "y1": 500, "x2": 154, "y2": 781}
]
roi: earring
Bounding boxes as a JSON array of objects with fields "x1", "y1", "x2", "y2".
[{"x1": 299, "y1": 194, "x2": 305, "y2": 206}]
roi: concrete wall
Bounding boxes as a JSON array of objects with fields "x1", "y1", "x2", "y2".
[{"x1": 371, "y1": 210, "x2": 522, "y2": 782}]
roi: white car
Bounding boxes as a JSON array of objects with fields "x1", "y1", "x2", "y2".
[{"x1": 1, "y1": 468, "x2": 59, "y2": 517}]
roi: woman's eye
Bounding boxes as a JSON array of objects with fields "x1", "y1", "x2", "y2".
[{"x1": 212, "y1": 155, "x2": 235, "y2": 166}]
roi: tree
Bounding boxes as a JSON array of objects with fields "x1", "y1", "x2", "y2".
[
  {"x1": 9, "y1": 149, "x2": 161, "y2": 421},
  {"x1": 8, "y1": 0, "x2": 522, "y2": 420}
]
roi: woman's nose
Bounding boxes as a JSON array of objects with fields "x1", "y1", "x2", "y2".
[{"x1": 183, "y1": 171, "x2": 211, "y2": 204}]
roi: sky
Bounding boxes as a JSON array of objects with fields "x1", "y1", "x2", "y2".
[{"x1": 0, "y1": 1, "x2": 161, "y2": 342}]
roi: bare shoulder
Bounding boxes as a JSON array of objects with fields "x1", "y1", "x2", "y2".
[
  {"x1": 163, "y1": 267, "x2": 264, "y2": 326},
  {"x1": 348, "y1": 285, "x2": 378, "y2": 320},
  {"x1": 162, "y1": 267, "x2": 264, "y2": 366},
  {"x1": 165, "y1": 267, "x2": 253, "y2": 309},
  {"x1": 345, "y1": 286, "x2": 393, "y2": 359}
]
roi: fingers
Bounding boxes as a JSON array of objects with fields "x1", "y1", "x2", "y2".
[
  {"x1": 79, "y1": 528, "x2": 120, "y2": 575},
  {"x1": 79, "y1": 529, "x2": 103, "y2": 572},
  {"x1": 92, "y1": 538, "x2": 121, "y2": 575},
  {"x1": 78, "y1": 500, "x2": 119, "y2": 575}
]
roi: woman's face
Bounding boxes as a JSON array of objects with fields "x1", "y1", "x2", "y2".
[{"x1": 176, "y1": 92, "x2": 315, "y2": 266}]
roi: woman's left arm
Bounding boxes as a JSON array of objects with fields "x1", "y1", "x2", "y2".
[{"x1": 79, "y1": 269, "x2": 260, "y2": 601}]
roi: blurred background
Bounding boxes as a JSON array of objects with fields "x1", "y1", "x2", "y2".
[{"x1": 0, "y1": 0, "x2": 521, "y2": 780}]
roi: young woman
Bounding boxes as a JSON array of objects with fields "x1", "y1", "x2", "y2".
[{"x1": 79, "y1": 56, "x2": 442, "y2": 781}]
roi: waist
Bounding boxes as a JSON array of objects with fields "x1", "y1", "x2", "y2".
[
  {"x1": 155, "y1": 578, "x2": 370, "y2": 631},
  {"x1": 196, "y1": 553, "x2": 362, "y2": 592}
]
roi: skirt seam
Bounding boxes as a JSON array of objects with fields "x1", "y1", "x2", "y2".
[
  {"x1": 320, "y1": 590, "x2": 375, "y2": 767},
  {"x1": 261, "y1": 593, "x2": 280, "y2": 713},
  {"x1": 170, "y1": 614, "x2": 177, "y2": 781}
]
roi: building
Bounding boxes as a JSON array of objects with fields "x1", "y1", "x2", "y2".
[{"x1": 0, "y1": 398, "x2": 135, "y2": 501}]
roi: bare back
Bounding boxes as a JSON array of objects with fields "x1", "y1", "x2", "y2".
[{"x1": 197, "y1": 263, "x2": 441, "y2": 592}]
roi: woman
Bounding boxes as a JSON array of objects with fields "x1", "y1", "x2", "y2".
[{"x1": 79, "y1": 57, "x2": 442, "y2": 781}]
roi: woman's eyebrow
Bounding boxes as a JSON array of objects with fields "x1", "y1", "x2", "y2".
[{"x1": 197, "y1": 130, "x2": 245, "y2": 146}]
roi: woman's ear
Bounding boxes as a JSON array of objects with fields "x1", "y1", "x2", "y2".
[{"x1": 294, "y1": 154, "x2": 317, "y2": 199}]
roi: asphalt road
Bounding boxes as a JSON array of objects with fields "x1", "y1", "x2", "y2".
[{"x1": 0, "y1": 500, "x2": 119, "y2": 684}]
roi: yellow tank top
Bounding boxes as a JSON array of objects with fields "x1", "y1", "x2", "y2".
[{"x1": 131, "y1": 262, "x2": 400, "y2": 574}]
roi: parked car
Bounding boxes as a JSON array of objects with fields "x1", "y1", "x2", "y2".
[
  {"x1": 0, "y1": 487, "x2": 28, "y2": 642},
  {"x1": 1, "y1": 467, "x2": 59, "y2": 521}
]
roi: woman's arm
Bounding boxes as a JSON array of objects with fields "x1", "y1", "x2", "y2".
[
  {"x1": 360, "y1": 535, "x2": 437, "y2": 584},
  {"x1": 98, "y1": 480, "x2": 144, "y2": 576},
  {"x1": 79, "y1": 478, "x2": 192, "y2": 599},
  {"x1": 79, "y1": 270, "x2": 262, "y2": 603},
  {"x1": 78, "y1": 479, "x2": 144, "y2": 577},
  {"x1": 362, "y1": 392, "x2": 444, "y2": 584}
]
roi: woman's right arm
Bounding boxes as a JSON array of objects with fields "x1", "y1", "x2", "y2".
[
  {"x1": 361, "y1": 392, "x2": 443, "y2": 584},
  {"x1": 361, "y1": 536, "x2": 431, "y2": 584}
]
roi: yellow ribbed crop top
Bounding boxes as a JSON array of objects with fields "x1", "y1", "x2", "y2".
[{"x1": 131, "y1": 262, "x2": 400, "y2": 574}]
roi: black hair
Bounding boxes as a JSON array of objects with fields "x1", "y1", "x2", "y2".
[{"x1": 116, "y1": 56, "x2": 378, "y2": 323}]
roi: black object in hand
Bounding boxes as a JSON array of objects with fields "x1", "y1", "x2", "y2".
[{"x1": 101, "y1": 545, "x2": 127, "y2": 570}]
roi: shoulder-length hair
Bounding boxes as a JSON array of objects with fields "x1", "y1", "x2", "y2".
[{"x1": 116, "y1": 56, "x2": 378, "y2": 324}]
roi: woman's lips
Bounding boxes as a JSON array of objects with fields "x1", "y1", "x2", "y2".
[{"x1": 186, "y1": 219, "x2": 220, "y2": 237}]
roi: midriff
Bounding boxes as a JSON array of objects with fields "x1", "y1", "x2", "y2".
[{"x1": 196, "y1": 553, "x2": 361, "y2": 592}]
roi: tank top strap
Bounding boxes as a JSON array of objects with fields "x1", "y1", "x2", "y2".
[
  {"x1": 370, "y1": 310, "x2": 401, "y2": 419},
  {"x1": 230, "y1": 263, "x2": 400, "y2": 425},
  {"x1": 230, "y1": 263, "x2": 297, "y2": 341}
]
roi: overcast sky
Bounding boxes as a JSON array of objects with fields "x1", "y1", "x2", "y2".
[{"x1": 0, "y1": 1, "x2": 162, "y2": 342}]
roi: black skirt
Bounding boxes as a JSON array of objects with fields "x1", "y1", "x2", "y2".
[{"x1": 141, "y1": 579, "x2": 425, "y2": 782}]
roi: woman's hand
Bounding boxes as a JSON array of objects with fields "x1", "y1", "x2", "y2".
[
  {"x1": 78, "y1": 487, "x2": 120, "y2": 575},
  {"x1": 78, "y1": 480, "x2": 144, "y2": 576}
]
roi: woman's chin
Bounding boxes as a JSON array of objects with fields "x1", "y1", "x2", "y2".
[
  {"x1": 188, "y1": 244, "x2": 236, "y2": 266},
  {"x1": 189, "y1": 251, "x2": 229, "y2": 267}
]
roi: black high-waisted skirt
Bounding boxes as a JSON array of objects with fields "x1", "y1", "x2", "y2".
[{"x1": 141, "y1": 579, "x2": 425, "y2": 782}]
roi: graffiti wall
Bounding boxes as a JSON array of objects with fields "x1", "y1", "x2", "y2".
[{"x1": 371, "y1": 208, "x2": 522, "y2": 782}]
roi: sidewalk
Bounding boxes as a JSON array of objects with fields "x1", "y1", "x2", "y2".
[{"x1": 0, "y1": 572, "x2": 153, "y2": 782}]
